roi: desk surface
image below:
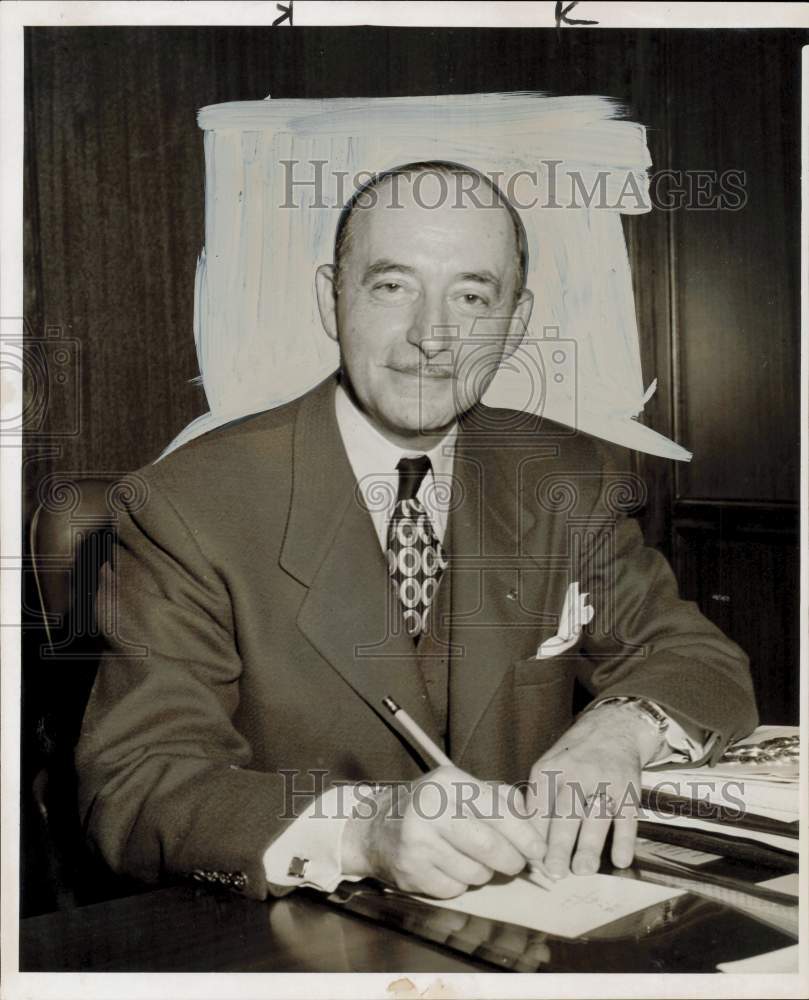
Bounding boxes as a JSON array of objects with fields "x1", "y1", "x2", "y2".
[
  {"x1": 20, "y1": 884, "x2": 493, "y2": 973},
  {"x1": 20, "y1": 871, "x2": 797, "y2": 974}
]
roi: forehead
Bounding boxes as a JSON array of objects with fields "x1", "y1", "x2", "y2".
[{"x1": 344, "y1": 172, "x2": 518, "y2": 271}]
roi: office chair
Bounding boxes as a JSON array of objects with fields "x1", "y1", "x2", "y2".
[{"x1": 27, "y1": 474, "x2": 144, "y2": 910}]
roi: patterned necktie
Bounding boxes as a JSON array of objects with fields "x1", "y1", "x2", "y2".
[{"x1": 386, "y1": 455, "x2": 448, "y2": 641}]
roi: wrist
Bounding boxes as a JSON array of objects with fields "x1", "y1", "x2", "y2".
[
  {"x1": 627, "y1": 707, "x2": 667, "y2": 764},
  {"x1": 339, "y1": 784, "x2": 394, "y2": 879},
  {"x1": 585, "y1": 697, "x2": 669, "y2": 765},
  {"x1": 340, "y1": 812, "x2": 373, "y2": 878}
]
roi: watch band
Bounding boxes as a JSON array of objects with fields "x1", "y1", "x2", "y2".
[{"x1": 587, "y1": 695, "x2": 670, "y2": 737}]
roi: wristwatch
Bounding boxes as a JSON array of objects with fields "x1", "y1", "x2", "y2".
[{"x1": 586, "y1": 695, "x2": 670, "y2": 743}]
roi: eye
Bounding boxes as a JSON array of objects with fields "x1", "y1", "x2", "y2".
[
  {"x1": 460, "y1": 292, "x2": 489, "y2": 307},
  {"x1": 369, "y1": 279, "x2": 417, "y2": 305}
]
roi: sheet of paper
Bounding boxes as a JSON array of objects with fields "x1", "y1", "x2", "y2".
[
  {"x1": 638, "y1": 808, "x2": 798, "y2": 853},
  {"x1": 634, "y1": 836, "x2": 721, "y2": 866},
  {"x1": 717, "y1": 944, "x2": 799, "y2": 974},
  {"x1": 758, "y1": 873, "x2": 800, "y2": 897},
  {"x1": 642, "y1": 725, "x2": 800, "y2": 809},
  {"x1": 415, "y1": 873, "x2": 683, "y2": 939},
  {"x1": 734, "y1": 725, "x2": 798, "y2": 745}
]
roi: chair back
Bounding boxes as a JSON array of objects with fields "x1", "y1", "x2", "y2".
[{"x1": 26, "y1": 475, "x2": 138, "y2": 911}]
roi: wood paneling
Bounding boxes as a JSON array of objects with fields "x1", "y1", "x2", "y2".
[
  {"x1": 673, "y1": 503, "x2": 800, "y2": 724},
  {"x1": 658, "y1": 34, "x2": 802, "y2": 723},
  {"x1": 667, "y1": 33, "x2": 801, "y2": 503}
]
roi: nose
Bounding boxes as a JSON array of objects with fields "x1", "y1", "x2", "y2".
[{"x1": 405, "y1": 293, "x2": 449, "y2": 358}]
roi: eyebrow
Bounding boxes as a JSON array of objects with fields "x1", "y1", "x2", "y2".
[
  {"x1": 362, "y1": 260, "x2": 502, "y2": 297},
  {"x1": 362, "y1": 259, "x2": 417, "y2": 284},
  {"x1": 456, "y1": 271, "x2": 502, "y2": 297}
]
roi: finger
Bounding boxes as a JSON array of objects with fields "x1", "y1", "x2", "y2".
[
  {"x1": 432, "y1": 840, "x2": 494, "y2": 887},
  {"x1": 610, "y1": 813, "x2": 638, "y2": 868},
  {"x1": 543, "y1": 787, "x2": 580, "y2": 879},
  {"x1": 458, "y1": 781, "x2": 547, "y2": 863},
  {"x1": 570, "y1": 811, "x2": 611, "y2": 875},
  {"x1": 444, "y1": 816, "x2": 526, "y2": 877},
  {"x1": 524, "y1": 795, "x2": 550, "y2": 851},
  {"x1": 488, "y1": 784, "x2": 547, "y2": 862},
  {"x1": 524, "y1": 767, "x2": 559, "y2": 856},
  {"x1": 415, "y1": 864, "x2": 469, "y2": 900}
]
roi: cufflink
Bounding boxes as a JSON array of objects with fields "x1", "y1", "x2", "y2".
[
  {"x1": 287, "y1": 856, "x2": 309, "y2": 878},
  {"x1": 190, "y1": 869, "x2": 248, "y2": 891}
]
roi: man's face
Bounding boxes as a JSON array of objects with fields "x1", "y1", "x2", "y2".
[{"x1": 316, "y1": 172, "x2": 533, "y2": 446}]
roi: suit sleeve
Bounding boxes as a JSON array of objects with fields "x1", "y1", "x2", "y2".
[
  {"x1": 75, "y1": 475, "x2": 300, "y2": 900},
  {"x1": 575, "y1": 451, "x2": 758, "y2": 764}
]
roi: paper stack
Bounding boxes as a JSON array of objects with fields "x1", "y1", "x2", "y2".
[{"x1": 640, "y1": 725, "x2": 799, "y2": 856}]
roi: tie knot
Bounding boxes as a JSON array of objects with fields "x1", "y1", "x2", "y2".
[{"x1": 396, "y1": 454, "x2": 432, "y2": 503}]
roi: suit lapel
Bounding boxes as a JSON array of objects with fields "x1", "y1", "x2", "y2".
[
  {"x1": 280, "y1": 379, "x2": 441, "y2": 754},
  {"x1": 447, "y1": 414, "x2": 560, "y2": 767}
]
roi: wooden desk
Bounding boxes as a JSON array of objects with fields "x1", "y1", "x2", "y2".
[
  {"x1": 19, "y1": 885, "x2": 493, "y2": 973},
  {"x1": 19, "y1": 870, "x2": 797, "y2": 974}
]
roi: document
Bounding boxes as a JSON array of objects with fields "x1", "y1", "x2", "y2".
[
  {"x1": 642, "y1": 725, "x2": 800, "y2": 819},
  {"x1": 634, "y1": 837, "x2": 721, "y2": 866},
  {"x1": 637, "y1": 806, "x2": 798, "y2": 854},
  {"x1": 717, "y1": 944, "x2": 799, "y2": 974},
  {"x1": 415, "y1": 873, "x2": 683, "y2": 939},
  {"x1": 758, "y1": 873, "x2": 800, "y2": 897}
]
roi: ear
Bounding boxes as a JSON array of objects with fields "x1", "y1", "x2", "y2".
[
  {"x1": 501, "y1": 287, "x2": 534, "y2": 360},
  {"x1": 315, "y1": 264, "x2": 339, "y2": 342}
]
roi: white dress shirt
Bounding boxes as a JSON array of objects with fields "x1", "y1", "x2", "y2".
[
  {"x1": 261, "y1": 384, "x2": 707, "y2": 892},
  {"x1": 333, "y1": 381, "x2": 457, "y2": 547}
]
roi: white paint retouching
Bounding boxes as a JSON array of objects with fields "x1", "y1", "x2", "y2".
[{"x1": 162, "y1": 93, "x2": 690, "y2": 461}]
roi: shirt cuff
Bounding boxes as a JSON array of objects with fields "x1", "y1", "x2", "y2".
[
  {"x1": 262, "y1": 783, "x2": 372, "y2": 893},
  {"x1": 587, "y1": 695, "x2": 712, "y2": 767},
  {"x1": 647, "y1": 702, "x2": 710, "y2": 766}
]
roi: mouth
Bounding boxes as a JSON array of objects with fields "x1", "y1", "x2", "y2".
[{"x1": 386, "y1": 364, "x2": 455, "y2": 381}]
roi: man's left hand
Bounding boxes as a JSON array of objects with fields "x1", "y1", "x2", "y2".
[{"x1": 524, "y1": 703, "x2": 661, "y2": 879}]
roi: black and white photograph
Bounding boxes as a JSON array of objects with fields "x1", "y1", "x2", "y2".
[{"x1": 1, "y1": 3, "x2": 806, "y2": 997}]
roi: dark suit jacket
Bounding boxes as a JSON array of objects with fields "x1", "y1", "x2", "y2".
[{"x1": 76, "y1": 376, "x2": 758, "y2": 899}]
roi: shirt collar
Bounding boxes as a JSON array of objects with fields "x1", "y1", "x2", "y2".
[{"x1": 334, "y1": 382, "x2": 457, "y2": 489}]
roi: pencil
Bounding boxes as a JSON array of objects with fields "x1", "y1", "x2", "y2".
[
  {"x1": 382, "y1": 695, "x2": 552, "y2": 889},
  {"x1": 382, "y1": 695, "x2": 453, "y2": 767}
]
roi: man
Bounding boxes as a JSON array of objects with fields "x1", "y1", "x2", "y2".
[{"x1": 76, "y1": 161, "x2": 758, "y2": 902}]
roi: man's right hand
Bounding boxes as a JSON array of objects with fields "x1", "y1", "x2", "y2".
[{"x1": 340, "y1": 766, "x2": 546, "y2": 898}]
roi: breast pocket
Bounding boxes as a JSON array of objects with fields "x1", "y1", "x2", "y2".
[
  {"x1": 511, "y1": 656, "x2": 578, "y2": 774},
  {"x1": 513, "y1": 644, "x2": 582, "y2": 687}
]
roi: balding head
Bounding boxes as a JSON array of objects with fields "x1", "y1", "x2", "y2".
[
  {"x1": 315, "y1": 160, "x2": 534, "y2": 448},
  {"x1": 333, "y1": 161, "x2": 528, "y2": 305}
]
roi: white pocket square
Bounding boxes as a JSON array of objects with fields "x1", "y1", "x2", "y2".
[{"x1": 535, "y1": 582, "x2": 594, "y2": 660}]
